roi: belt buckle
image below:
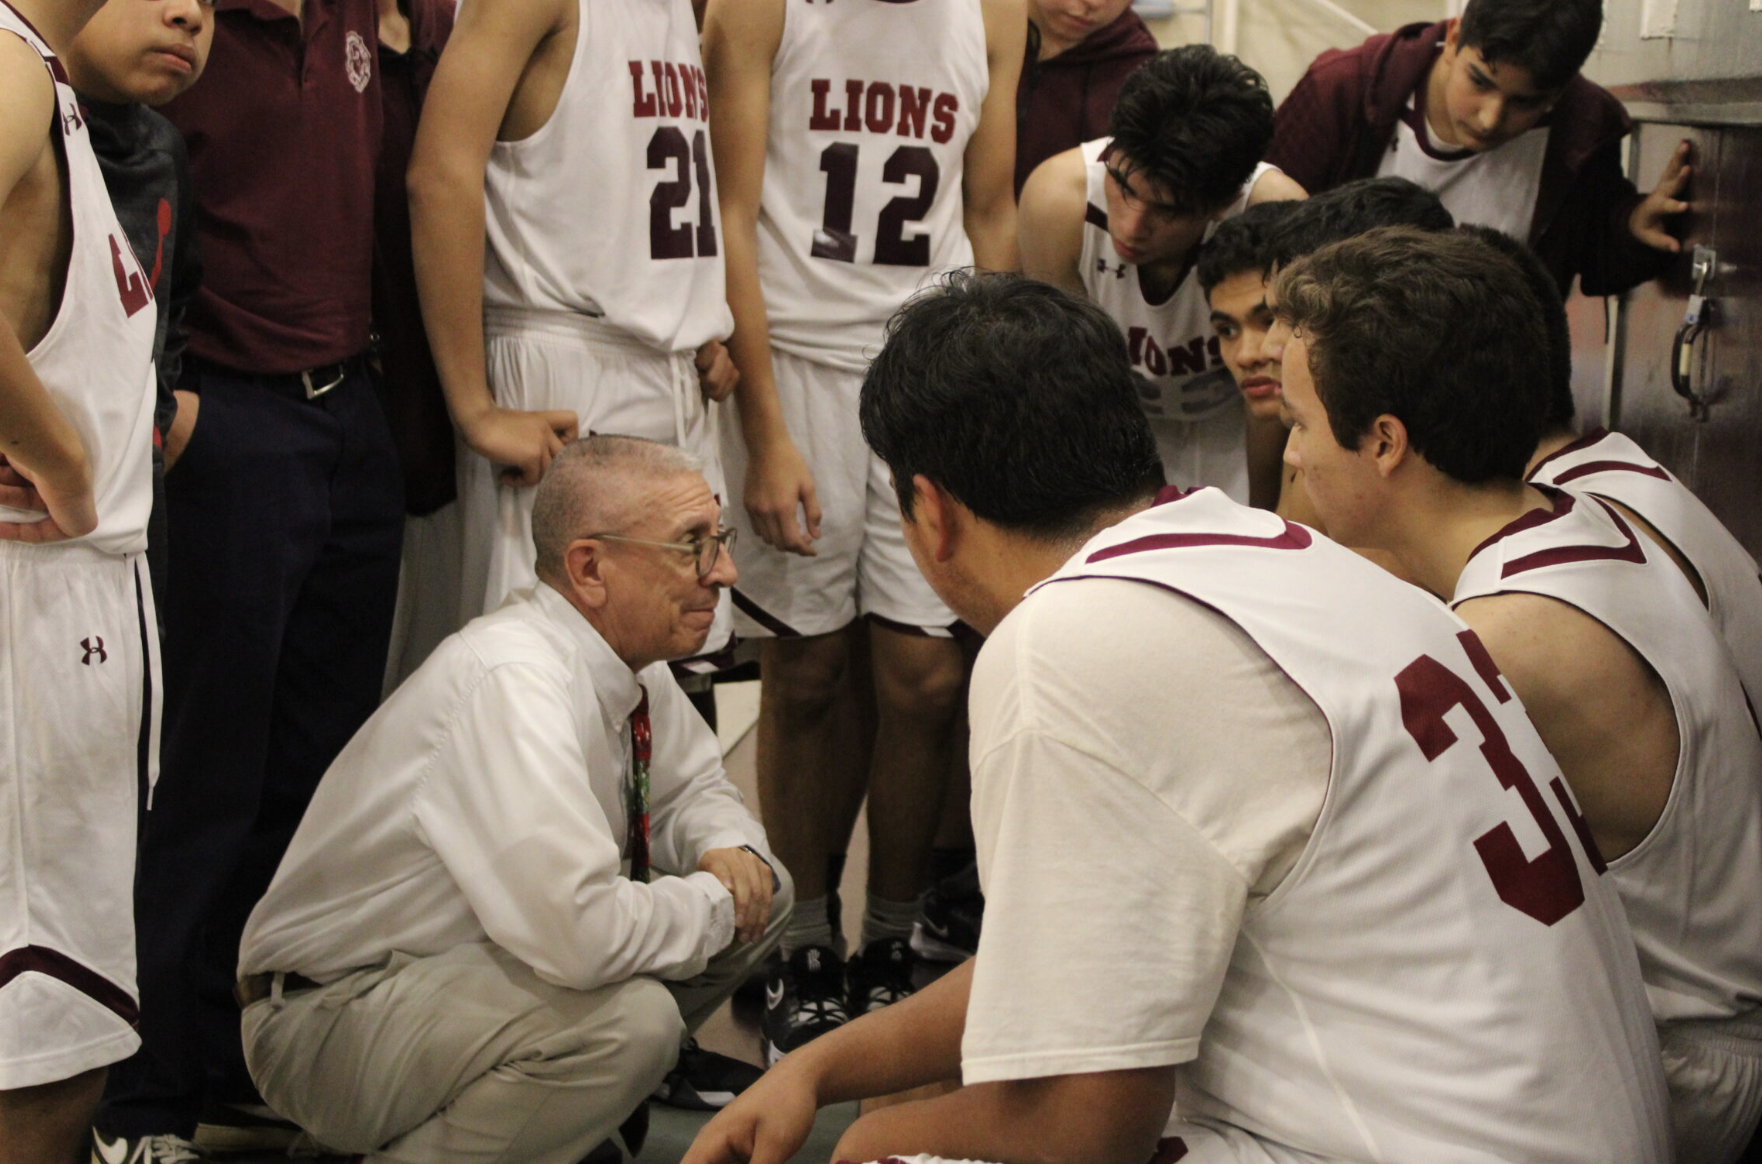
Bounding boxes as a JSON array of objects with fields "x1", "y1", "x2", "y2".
[{"x1": 301, "y1": 364, "x2": 346, "y2": 400}]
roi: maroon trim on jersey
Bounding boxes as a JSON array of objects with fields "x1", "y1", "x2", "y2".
[
  {"x1": 1086, "y1": 521, "x2": 1314, "y2": 563},
  {"x1": 1467, "y1": 487, "x2": 1577, "y2": 561},
  {"x1": 1498, "y1": 495, "x2": 1648, "y2": 579},
  {"x1": 730, "y1": 589, "x2": 800, "y2": 638},
  {"x1": 1526, "y1": 427, "x2": 1613, "y2": 481},
  {"x1": 1457, "y1": 628, "x2": 1511, "y2": 703},
  {"x1": 1153, "y1": 484, "x2": 1198, "y2": 505},
  {"x1": 0, "y1": 946, "x2": 139, "y2": 1027},
  {"x1": 1085, "y1": 202, "x2": 1109, "y2": 231},
  {"x1": 1551, "y1": 459, "x2": 1671, "y2": 487}
]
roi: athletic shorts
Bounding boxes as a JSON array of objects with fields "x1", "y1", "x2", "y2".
[
  {"x1": 0, "y1": 542, "x2": 158, "y2": 1088},
  {"x1": 461, "y1": 307, "x2": 732, "y2": 666},
  {"x1": 720, "y1": 348, "x2": 955, "y2": 639},
  {"x1": 1660, "y1": 1014, "x2": 1762, "y2": 1164}
]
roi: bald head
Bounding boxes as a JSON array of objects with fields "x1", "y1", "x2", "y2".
[{"x1": 531, "y1": 435, "x2": 704, "y2": 584}]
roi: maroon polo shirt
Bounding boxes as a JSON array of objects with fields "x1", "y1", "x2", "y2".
[{"x1": 162, "y1": 0, "x2": 382, "y2": 374}]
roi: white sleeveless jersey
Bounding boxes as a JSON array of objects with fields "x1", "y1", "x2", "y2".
[
  {"x1": 1037, "y1": 488, "x2": 1668, "y2": 1162},
  {"x1": 1529, "y1": 428, "x2": 1762, "y2": 710},
  {"x1": 0, "y1": 5, "x2": 156, "y2": 555},
  {"x1": 1454, "y1": 488, "x2": 1762, "y2": 1026},
  {"x1": 757, "y1": 0, "x2": 987, "y2": 374},
  {"x1": 1078, "y1": 141, "x2": 1273, "y2": 502},
  {"x1": 482, "y1": 0, "x2": 731, "y2": 353}
]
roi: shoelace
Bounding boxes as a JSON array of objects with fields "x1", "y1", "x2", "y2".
[{"x1": 142, "y1": 1137, "x2": 206, "y2": 1164}]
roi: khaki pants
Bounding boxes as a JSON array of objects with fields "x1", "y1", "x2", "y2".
[{"x1": 242, "y1": 880, "x2": 790, "y2": 1164}]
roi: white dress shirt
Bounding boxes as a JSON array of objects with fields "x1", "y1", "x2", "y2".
[{"x1": 240, "y1": 584, "x2": 772, "y2": 989}]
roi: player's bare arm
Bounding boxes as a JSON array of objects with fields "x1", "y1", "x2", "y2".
[
  {"x1": 0, "y1": 35, "x2": 96, "y2": 543},
  {"x1": 1017, "y1": 147, "x2": 1087, "y2": 295},
  {"x1": 685, "y1": 956, "x2": 1176, "y2": 1164},
  {"x1": 408, "y1": 0, "x2": 581, "y2": 488},
  {"x1": 703, "y1": 0, "x2": 820, "y2": 555},
  {"x1": 1457, "y1": 591, "x2": 1679, "y2": 861},
  {"x1": 1245, "y1": 167, "x2": 1306, "y2": 207},
  {"x1": 962, "y1": 0, "x2": 1025, "y2": 273}
]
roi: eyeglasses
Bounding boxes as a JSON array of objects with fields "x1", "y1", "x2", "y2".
[
  {"x1": 1105, "y1": 164, "x2": 1189, "y2": 225},
  {"x1": 584, "y1": 527, "x2": 738, "y2": 579}
]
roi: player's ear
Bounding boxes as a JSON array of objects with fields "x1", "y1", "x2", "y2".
[
  {"x1": 1365, "y1": 414, "x2": 1411, "y2": 478},
  {"x1": 911, "y1": 474, "x2": 959, "y2": 562}
]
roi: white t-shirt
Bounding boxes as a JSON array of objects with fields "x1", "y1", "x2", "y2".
[
  {"x1": 1374, "y1": 87, "x2": 1548, "y2": 241},
  {"x1": 240, "y1": 584, "x2": 772, "y2": 988},
  {"x1": 961, "y1": 576, "x2": 1330, "y2": 1084}
]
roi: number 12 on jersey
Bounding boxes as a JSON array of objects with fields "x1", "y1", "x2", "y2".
[{"x1": 811, "y1": 142, "x2": 939, "y2": 267}]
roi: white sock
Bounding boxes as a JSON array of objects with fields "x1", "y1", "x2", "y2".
[
  {"x1": 783, "y1": 895, "x2": 842, "y2": 958},
  {"x1": 861, "y1": 894, "x2": 923, "y2": 951}
]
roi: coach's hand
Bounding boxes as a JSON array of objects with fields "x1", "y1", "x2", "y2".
[
  {"x1": 698, "y1": 846, "x2": 775, "y2": 945},
  {"x1": 682, "y1": 1056, "x2": 819, "y2": 1164},
  {"x1": 0, "y1": 451, "x2": 97, "y2": 543},
  {"x1": 163, "y1": 390, "x2": 200, "y2": 471},
  {"x1": 746, "y1": 437, "x2": 821, "y2": 556},
  {"x1": 461, "y1": 405, "x2": 579, "y2": 487},
  {"x1": 697, "y1": 340, "x2": 741, "y2": 403},
  {"x1": 1630, "y1": 140, "x2": 1691, "y2": 253}
]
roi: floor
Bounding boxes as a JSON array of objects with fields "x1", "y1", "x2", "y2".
[{"x1": 217, "y1": 681, "x2": 869, "y2": 1164}]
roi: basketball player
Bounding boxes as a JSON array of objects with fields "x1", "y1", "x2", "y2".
[
  {"x1": 1018, "y1": 46, "x2": 1304, "y2": 500},
  {"x1": 1275, "y1": 227, "x2": 1762, "y2": 1163},
  {"x1": 702, "y1": 0, "x2": 1020, "y2": 1057},
  {"x1": 681, "y1": 271, "x2": 1669, "y2": 1164},
  {"x1": 409, "y1": 0, "x2": 740, "y2": 657},
  {"x1": 1198, "y1": 177, "x2": 1450, "y2": 516},
  {"x1": 0, "y1": 0, "x2": 158, "y2": 1158},
  {"x1": 1463, "y1": 225, "x2": 1762, "y2": 710}
]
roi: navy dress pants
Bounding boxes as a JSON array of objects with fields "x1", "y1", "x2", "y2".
[{"x1": 98, "y1": 360, "x2": 404, "y2": 1138}]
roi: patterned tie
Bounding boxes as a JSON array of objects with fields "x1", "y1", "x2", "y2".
[{"x1": 627, "y1": 686, "x2": 652, "y2": 883}]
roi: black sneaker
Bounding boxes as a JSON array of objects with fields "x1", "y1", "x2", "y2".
[
  {"x1": 654, "y1": 1038, "x2": 764, "y2": 1109},
  {"x1": 761, "y1": 946, "x2": 850, "y2": 1065},
  {"x1": 847, "y1": 937, "x2": 917, "y2": 1014},
  {"x1": 911, "y1": 862, "x2": 983, "y2": 963}
]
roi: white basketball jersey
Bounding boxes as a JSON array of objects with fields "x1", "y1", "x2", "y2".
[
  {"x1": 1530, "y1": 428, "x2": 1762, "y2": 711},
  {"x1": 1454, "y1": 488, "x2": 1762, "y2": 1026},
  {"x1": 482, "y1": 0, "x2": 732, "y2": 353},
  {"x1": 1038, "y1": 488, "x2": 1668, "y2": 1162},
  {"x1": 0, "y1": 5, "x2": 156, "y2": 556},
  {"x1": 757, "y1": 0, "x2": 987, "y2": 374},
  {"x1": 1078, "y1": 140, "x2": 1271, "y2": 502},
  {"x1": 1373, "y1": 96, "x2": 1548, "y2": 241}
]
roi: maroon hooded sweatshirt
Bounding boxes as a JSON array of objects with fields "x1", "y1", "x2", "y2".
[
  {"x1": 1015, "y1": 8, "x2": 1158, "y2": 195},
  {"x1": 1267, "y1": 20, "x2": 1670, "y2": 296}
]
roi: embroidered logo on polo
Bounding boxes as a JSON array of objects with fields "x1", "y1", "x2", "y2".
[{"x1": 345, "y1": 31, "x2": 372, "y2": 93}]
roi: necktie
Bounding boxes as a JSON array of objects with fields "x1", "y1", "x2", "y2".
[{"x1": 627, "y1": 687, "x2": 652, "y2": 883}]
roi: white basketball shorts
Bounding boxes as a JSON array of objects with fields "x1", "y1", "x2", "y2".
[
  {"x1": 461, "y1": 307, "x2": 733, "y2": 665},
  {"x1": 1660, "y1": 1013, "x2": 1762, "y2": 1164},
  {"x1": 0, "y1": 542, "x2": 158, "y2": 1088},
  {"x1": 720, "y1": 348, "x2": 955, "y2": 640},
  {"x1": 870, "y1": 1128, "x2": 1282, "y2": 1164}
]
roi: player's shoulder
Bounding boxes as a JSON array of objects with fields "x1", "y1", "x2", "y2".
[
  {"x1": 977, "y1": 0, "x2": 1026, "y2": 48},
  {"x1": 1247, "y1": 166, "x2": 1307, "y2": 205},
  {"x1": 1020, "y1": 146, "x2": 1090, "y2": 221},
  {"x1": 1455, "y1": 590, "x2": 1639, "y2": 704},
  {"x1": 0, "y1": 34, "x2": 55, "y2": 185}
]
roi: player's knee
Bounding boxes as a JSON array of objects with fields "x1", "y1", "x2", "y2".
[
  {"x1": 761, "y1": 634, "x2": 851, "y2": 713},
  {"x1": 873, "y1": 640, "x2": 965, "y2": 722}
]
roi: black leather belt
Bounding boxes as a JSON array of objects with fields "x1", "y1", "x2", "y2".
[
  {"x1": 235, "y1": 970, "x2": 324, "y2": 1007},
  {"x1": 188, "y1": 354, "x2": 367, "y2": 402}
]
